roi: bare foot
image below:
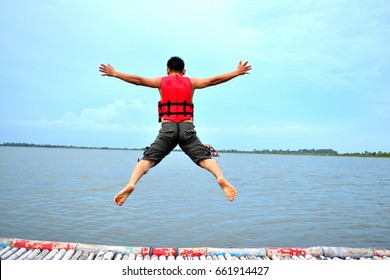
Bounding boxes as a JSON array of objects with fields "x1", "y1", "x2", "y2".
[
  {"x1": 114, "y1": 184, "x2": 135, "y2": 206},
  {"x1": 217, "y1": 177, "x2": 237, "y2": 202}
]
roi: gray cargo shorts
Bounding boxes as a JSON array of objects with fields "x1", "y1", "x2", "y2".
[{"x1": 142, "y1": 122, "x2": 212, "y2": 165}]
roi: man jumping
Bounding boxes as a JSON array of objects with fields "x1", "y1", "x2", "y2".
[{"x1": 99, "y1": 57, "x2": 251, "y2": 206}]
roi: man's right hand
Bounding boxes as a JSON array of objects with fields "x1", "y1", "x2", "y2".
[{"x1": 99, "y1": 63, "x2": 116, "y2": 77}]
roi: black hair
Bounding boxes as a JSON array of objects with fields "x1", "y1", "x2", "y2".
[{"x1": 167, "y1": 56, "x2": 185, "y2": 72}]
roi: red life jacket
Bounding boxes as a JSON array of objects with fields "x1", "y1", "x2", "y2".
[{"x1": 158, "y1": 75, "x2": 194, "y2": 122}]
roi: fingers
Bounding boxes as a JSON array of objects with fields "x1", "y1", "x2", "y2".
[
  {"x1": 237, "y1": 60, "x2": 252, "y2": 74},
  {"x1": 99, "y1": 63, "x2": 113, "y2": 76},
  {"x1": 241, "y1": 61, "x2": 250, "y2": 69},
  {"x1": 238, "y1": 60, "x2": 250, "y2": 67},
  {"x1": 99, "y1": 64, "x2": 107, "y2": 72}
]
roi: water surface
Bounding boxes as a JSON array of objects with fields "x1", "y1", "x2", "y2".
[{"x1": 0, "y1": 147, "x2": 389, "y2": 248}]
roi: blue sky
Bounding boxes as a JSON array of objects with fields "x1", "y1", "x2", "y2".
[{"x1": 1, "y1": 0, "x2": 389, "y2": 153}]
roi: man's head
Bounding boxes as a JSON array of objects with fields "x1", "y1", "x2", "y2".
[{"x1": 167, "y1": 56, "x2": 185, "y2": 75}]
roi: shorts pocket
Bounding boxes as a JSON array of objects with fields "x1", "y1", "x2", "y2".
[
  {"x1": 158, "y1": 128, "x2": 175, "y2": 141},
  {"x1": 184, "y1": 129, "x2": 197, "y2": 141},
  {"x1": 143, "y1": 145, "x2": 152, "y2": 154}
]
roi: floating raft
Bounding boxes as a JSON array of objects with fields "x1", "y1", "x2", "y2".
[{"x1": 1, "y1": 237, "x2": 389, "y2": 260}]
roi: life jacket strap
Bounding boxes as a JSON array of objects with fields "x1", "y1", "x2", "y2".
[{"x1": 158, "y1": 100, "x2": 194, "y2": 122}]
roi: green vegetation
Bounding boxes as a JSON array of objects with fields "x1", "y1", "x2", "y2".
[
  {"x1": 1, "y1": 142, "x2": 389, "y2": 158},
  {"x1": 0, "y1": 142, "x2": 142, "y2": 151},
  {"x1": 220, "y1": 148, "x2": 390, "y2": 158}
]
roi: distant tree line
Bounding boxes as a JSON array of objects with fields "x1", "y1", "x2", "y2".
[
  {"x1": 1, "y1": 143, "x2": 389, "y2": 157},
  {"x1": 0, "y1": 142, "x2": 142, "y2": 151},
  {"x1": 254, "y1": 148, "x2": 338, "y2": 156},
  {"x1": 219, "y1": 148, "x2": 390, "y2": 158}
]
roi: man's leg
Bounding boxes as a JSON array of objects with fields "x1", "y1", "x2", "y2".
[
  {"x1": 114, "y1": 159, "x2": 156, "y2": 206},
  {"x1": 178, "y1": 123, "x2": 237, "y2": 202},
  {"x1": 198, "y1": 158, "x2": 238, "y2": 202},
  {"x1": 114, "y1": 122, "x2": 177, "y2": 206}
]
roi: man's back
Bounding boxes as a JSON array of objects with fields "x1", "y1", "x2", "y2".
[{"x1": 158, "y1": 75, "x2": 194, "y2": 123}]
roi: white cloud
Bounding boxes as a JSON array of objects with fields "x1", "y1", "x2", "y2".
[
  {"x1": 199, "y1": 123, "x2": 332, "y2": 135},
  {"x1": 13, "y1": 98, "x2": 156, "y2": 132}
]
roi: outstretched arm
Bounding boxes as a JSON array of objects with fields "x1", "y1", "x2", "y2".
[
  {"x1": 99, "y1": 64, "x2": 161, "y2": 88},
  {"x1": 191, "y1": 60, "x2": 252, "y2": 89}
]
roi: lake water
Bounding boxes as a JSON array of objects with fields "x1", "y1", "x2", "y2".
[{"x1": 0, "y1": 147, "x2": 389, "y2": 249}]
